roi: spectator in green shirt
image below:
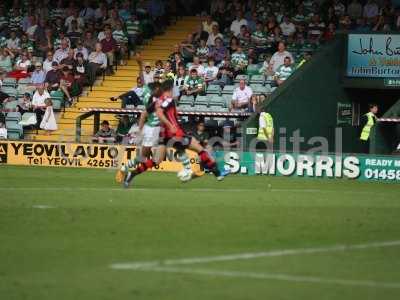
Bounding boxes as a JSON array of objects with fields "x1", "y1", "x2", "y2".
[{"x1": 183, "y1": 68, "x2": 205, "y2": 99}]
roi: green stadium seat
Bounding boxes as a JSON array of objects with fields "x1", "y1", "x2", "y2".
[
  {"x1": 250, "y1": 75, "x2": 265, "y2": 84},
  {"x1": 3, "y1": 100, "x2": 18, "y2": 110},
  {"x1": 2, "y1": 77, "x2": 17, "y2": 88},
  {"x1": 222, "y1": 94, "x2": 232, "y2": 107},
  {"x1": 6, "y1": 112, "x2": 21, "y2": 122},
  {"x1": 1, "y1": 87, "x2": 17, "y2": 98},
  {"x1": 17, "y1": 78, "x2": 31, "y2": 85},
  {"x1": 6, "y1": 123, "x2": 23, "y2": 139},
  {"x1": 206, "y1": 84, "x2": 221, "y2": 95},
  {"x1": 194, "y1": 95, "x2": 209, "y2": 106},
  {"x1": 221, "y1": 85, "x2": 235, "y2": 95},
  {"x1": 209, "y1": 95, "x2": 226, "y2": 107},
  {"x1": 246, "y1": 64, "x2": 260, "y2": 76},
  {"x1": 50, "y1": 90, "x2": 65, "y2": 111},
  {"x1": 178, "y1": 104, "x2": 192, "y2": 111},
  {"x1": 250, "y1": 84, "x2": 270, "y2": 94},
  {"x1": 179, "y1": 95, "x2": 194, "y2": 106},
  {"x1": 194, "y1": 105, "x2": 208, "y2": 112},
  {"x1": 19, "y1": 112, "x2": 37, "y2": 127}
]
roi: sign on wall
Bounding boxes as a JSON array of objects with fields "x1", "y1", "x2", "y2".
[
  {"x1": 0, "y1": 141, "x2": 199, "y2": 171},
  {"x1": 347, "y1": 34, "x2": 400, "y2": 78},
  {"x1": 218, "y1": 152, "x2": 400, "y2": 183}
]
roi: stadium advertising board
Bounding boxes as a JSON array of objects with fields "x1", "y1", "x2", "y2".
[
  {"x1": 347, "y1": 34, "x2": 400, "y2": 78},
  {"x1": 218, "y1": 152, "x2": 400, "y2": 183},
  {"x1": 0, "y1": 141, "x2": 198, "y2": 171}
]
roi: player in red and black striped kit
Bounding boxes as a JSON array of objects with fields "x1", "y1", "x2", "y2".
[{"x1": 123, "y1": 81, "x2": 229, "y2": 187}]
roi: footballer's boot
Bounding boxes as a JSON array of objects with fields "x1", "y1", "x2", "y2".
[{"x1": 217, "y1": 169, "x2": 230, "y2": 181}]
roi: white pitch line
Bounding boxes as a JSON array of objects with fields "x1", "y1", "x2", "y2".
[
  {"x1": 138, "y1": 266, "x2": 400, "y2": 289},
  {"x1": 110, "y1": 240, "x2": 400, "y2": 270},
  {"x1": 32, "y1": 205, "x2": 56, "y2": 209}
]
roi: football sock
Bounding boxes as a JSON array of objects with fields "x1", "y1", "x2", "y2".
[
  {"x1": 132, "y1": 159, "x2": 155, "y2": 176},
  {"x1": 177, "y1": 152, "x2": 191, "y2": 171},
  {"x1": 199, "y1": 150, "x2": 220, "y2": 177}
]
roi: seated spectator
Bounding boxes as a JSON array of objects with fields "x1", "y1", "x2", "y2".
[
  {"x1": 67, "y1": 20, "x2": 83, "y2": 47},
  {"x1": 0, "y1": 48, "x2": 14, "y2": 72},
  {"x1": 116, "y1": 115, "x2": 132, "y2": 144},
  {"x1": 26, "y1": 62, "x2": 46, "y2": 92},
  {"x1": 6, "y1": 31, "x2": 20, "y2": 54},
  {"x1": 37, "y1": 28, "x2": 54, "y2": 56},
  {"x1": 308, "y1": 14, "x2": 325, "y2": 43},
  {"x1": 230, "y1": 10, "x2": 248, "y2": 37},
  {"x1": 100, "y1": 28, "x2": 117, "y2": 75},
  {"x1": 280, "y1": 16, "x2": 296, "y2": 38},
  {"x1": 183, "y1": 68, "x2": 205, "y2": 99},
  {"x1": 60, "y1": 66, "x2": 79, "y2": 105},
  {"x1": 188, "y1": 56, "x2": 205, "y2": 77},
  {"x1": 251, "y1": 22, "x2": 268, "y2": 53},
  {"x1": 230, "y1": 79, "x2": 252, "y2": 111},
  {"x1": 110, "y1": 76, "x2": 144, "y2": 107},
  {"x1": 8, "y1": 52, "x2": 31, "y2": 80},
  {"x1": 93, "y1": 120, "x2": 116, "y2": 144},
  {"x1": 0, "y1": 121, "x2": 6, "y2": 139},
  {"x1": 112, "y1": 22, "x2": 128, "y2": 66},
  {"x1": 39, "y1": 98, "x2": 57, "y2": 134},
  {"x1": 192, "y1": 24, "x2": 209, "y2": 46},
  {"x1": 32, "y1": 86, "x2": 50, "y2": 127},
  {"x1": 87, "y1": 43, "x2": 107, "y2": 86},
  {"x1": 17, "y1": 92, "x2": 32, "y2": 114},
  {"x1": 221, "y1": 120, "x2": 239, "y2": 149},
  {"x1": 208, "y1": 37, "x2": 226, "y2": 64},
  {"x1": 54, "y1": 39, "x2": 70, "y2": 63},
  {"x1": 173, "y1": 65, "x2": 186, "y2": 99},
  {"x1": 196, "y1": 39, "x2": 209, "y2": 63},
  {"x1": 202, "y1": 14, "x2": 218, "y2": 35},
  {"x1": 180, "y1": 34, "x2": 196, "y2": 62},
  {"x1": 215, "y1": 59, "x2": 234, "y2": 87},
  {"x1": 203, "y1": 58, "x2": 219, "y2": 84},
  {"x1": 238, "y1": 25, "x2": 251, "y2": 47},
  {"x1": 73, "y1": 53, "x2": 89, "y2": 89},
  {"x1": 74, "y1": 40, "x2": 89, "y2": 61},
  {"x1": 275, "y1": 56, "x2": 294, "y2": 85},
  {"x1": 43, "y1": 51, "x2": 55, "y2": 73},
  {"x1": 192, "y1": 121, "x2": 209, "y2": 148},
  {"x1": 206, "y1": 24, "x2": 223, "y2": 47},
  {"x1": 60, "y1": 48, "x2": 76, "y2": 70},
  {"x1": 154, "y1": 60, "x2": 164, "y2": 78},
  {"x1": 45, "y1": 61, "x2": 62, "y2": 91},
  {"x1": 0, "y1": 71, "x2": 11, "y2": 103},
  {"x1": 83, "y1": 31, "x2": 97, "y2": 53},
  {"x1": 228, "y1": 36, "x2": 240, "y2": 54},
  {"x1": 53, "y1": 31, "x2": 71, "y2": 51},
  {"x1": 231, "y1": 46, "x2": 248, "y2": 75},
  {"x1": 270, "y1": 42, "x2": 294, "y2": 72}
]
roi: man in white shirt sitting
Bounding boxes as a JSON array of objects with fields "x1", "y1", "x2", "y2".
[
  {"x1": 269, "y1": 42, "x2": 294, "y2": 72},
  {"x1": 230, "y1": 79, "x2": 253, "y2": 111},
  {"x1": 32, "y1": 86, "x2": 50, "y2": 128},
  {"x1": 87, "y1": 43, "x2": 108, "y2": 85},
  {"x1": 280, "y1": 16, "x2": 296, "y2": 38},
  {"x1": 230, "y1": 10, "x2": 248, "y2": 37}
]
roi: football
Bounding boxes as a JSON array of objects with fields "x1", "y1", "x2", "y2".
[{"x1": 177, "y1": 169, "x2": 193, "y2": 182}]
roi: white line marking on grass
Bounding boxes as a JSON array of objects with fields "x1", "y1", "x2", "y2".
[
  {"x1": 32, "y1": 205, "x2": 56, "y2": 209},
  {"x1": 137, "y1": 266, "x2": 400, "y2": 289},
  {"x1": 110, "y1": 240, "x2": 400, "y2": 270}
]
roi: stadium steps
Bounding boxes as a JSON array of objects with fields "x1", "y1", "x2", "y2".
[{"x1": 24, "y1": 17, "x2": 200, "y2": 142}]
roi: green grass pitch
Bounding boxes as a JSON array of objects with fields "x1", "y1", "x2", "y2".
[{"x1": 0, "y1": 166, "x2": 400, "y2": 300}]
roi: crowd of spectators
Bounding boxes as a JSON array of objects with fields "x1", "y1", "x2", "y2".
[{"x1": 0, "y1": 0, "x2": 172, "y2": 129}]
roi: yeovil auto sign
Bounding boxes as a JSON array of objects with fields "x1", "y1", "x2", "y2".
[{"x1": 347, "y1": 34, "x2": 400, "y2": 78}]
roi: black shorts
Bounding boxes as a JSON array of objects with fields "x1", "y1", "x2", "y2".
[{"x1": 160, "y1": 135, "x2": 192, "y2": 151}]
